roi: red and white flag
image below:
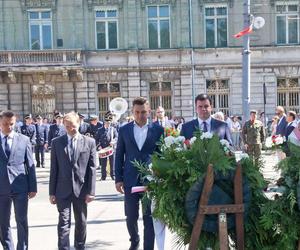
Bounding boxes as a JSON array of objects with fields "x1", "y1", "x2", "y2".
[{"x1": 233, "y1": 25, "x2": 253, "y2": 38}]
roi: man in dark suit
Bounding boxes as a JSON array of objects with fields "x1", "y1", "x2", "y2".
[
  {"x1": 34, "y1": 115, "x2": 48, "y2": 168},
  {"x1": 20, "y1": 114, "x2": 37, "y2": 147},
  {"x1": 46, "y1": 112, "x2": 66, "y2": 149},
  {"x1": 95, "y1": 111, "x2": 118, "y2": 180},
  {"x1": 285, "y1": 111, "x2": 297, "y2": 139},
  {"x1": 275, "y1": 106, "x2": 288, "y2": 136},
  {"x1": 115, "y1": 97, "x2": 164, "y2": 250},
  {"x1": 0, "y1": 110, "x2": 37, "y2": 250},
  {"x1": 180, "y1": 94, "x2": 232, "y2": 144},
  {"x1": 49, "y1": 112, "x2": 97, "y2": 250}
]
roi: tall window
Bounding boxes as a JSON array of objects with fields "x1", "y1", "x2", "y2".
[
  {"x1": 206, "y1": 79, "x2": 230, "y2": 115},
  {"x1": 277, "y1": 78, "x2": 300, "y2": 114},
  {"x1": 147, "y1": 5, "x2": 170, "y2": 49},
  {"x1": 95, "y1": 9, "x2": 118, "y2": 49},
  {"x1": 205, "y1": 6, "x2": 227, "y2": 48},
  {"x1": 149, "y1": 82, "x2": 172, "y2": 119},
  {"x1": 29, "y1": 11, "x2": 52, "y2": 50},
  {"x1": 276, "y1": 4, "x2": 299, "y2": 44},
  {"x1": 97, "y1": 82, "x2": 120, "y2": 119}
]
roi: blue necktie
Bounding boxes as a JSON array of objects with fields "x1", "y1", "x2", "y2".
[
  {"x1": 4, "y1": 136, "x2": 11, "y2": 159},
  {"x1": 203, "y1": 121, "x2": 208, "y2": 132}
]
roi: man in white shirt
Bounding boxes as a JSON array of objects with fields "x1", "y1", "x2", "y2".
[{"x1": 115, "y1": 97, "x2": 164, "y2": 250}]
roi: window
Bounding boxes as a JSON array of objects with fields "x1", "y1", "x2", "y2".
[
  {"x1": 147, "y1": 5, "x2": 170, "y2": 49},
  {"x1": 277, "y1": 78, "x2": 300, "y2": 113},
  {"x1": 29, "y1": 11, "x2": 52, "y2": 50},
  {"x1": 206, "y1": 79, "x2": 230, "y2": 115},
  {"x1": 149, "y1": 82, "x2": 172, "y2": 119},
  {"x1": 97, "y1": 82, "x2": 120, "y2": 119},
  {"x1": 276, "y1": 4, "x2": 299, "y2": 44},
  {"x1": 205, "y1": 6, "x2": 227, "y2": 48},
  {"x1": 95, "y1": 9, "x2": 118, "y2": 49}
]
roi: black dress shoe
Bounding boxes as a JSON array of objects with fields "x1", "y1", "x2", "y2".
[
  {"x1": 41, "y1": 165, "x2": 45, "y2": 168},
  {"x1": 129, "y1": 242, "x2": 139, "y2": 250}
]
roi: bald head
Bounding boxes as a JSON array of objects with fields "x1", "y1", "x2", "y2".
[{"x1": 275, "y1": 106, "x2": 285, "y2": 117}]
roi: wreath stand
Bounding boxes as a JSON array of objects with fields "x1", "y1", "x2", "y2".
[{"x1": 188, "y1": 164, "x2": 245, "y2": 250}]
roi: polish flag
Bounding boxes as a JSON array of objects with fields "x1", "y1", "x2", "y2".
[{"x1": 233, "y1": 25, "x2": 253, "y2": 38}]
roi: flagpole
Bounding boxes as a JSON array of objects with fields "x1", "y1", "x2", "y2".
[{"x1": 242, "y1": 0, "x2": 251, "y2": 121}]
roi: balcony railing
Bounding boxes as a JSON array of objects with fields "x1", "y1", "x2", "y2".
[{"x1": 0, "y1": 50, "x2": 82, "y2": 65}]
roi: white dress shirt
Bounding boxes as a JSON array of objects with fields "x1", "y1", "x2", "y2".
[
  {"x1": 133, "y1": 121, "x2": 149, "y2": 151},
  {"x1": 1, "y1": 131, "x2": 15, "y2": 151},
  {"x1": 198, "y1": 117, "x2": 212, "y2": 132}
]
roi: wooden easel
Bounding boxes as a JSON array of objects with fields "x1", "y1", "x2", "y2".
[{"x1": 188, "y1": 164, "x2": 245, "y2": 250}]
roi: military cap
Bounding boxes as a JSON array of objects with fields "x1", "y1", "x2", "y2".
[
  {"x1": 54, "y1": 112, "x2": 63, "y2": 119},
  {"x1": 104, "y1": 111, "x2": 113, "y2": 122},
  {"x1": 89, "y1": 115, "x2": 98, "y2": 121},
  {"x1": 24, "y1": 114, "x2": 32, "y2": 119},
  {"x1": 250, "y1": 110, "x2": 258, "y2": 114},
  {"x1": 35, "y1": 115, "x2": 42, "y2": 119}
]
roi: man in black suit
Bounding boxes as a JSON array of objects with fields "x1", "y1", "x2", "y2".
[
  {"x1": 0, "y1": 110, "x2": 37, "y2": 250},
  {"x1": 181, "y1": 94, "x2": 232, "y2": 144},
  {"x1": 34, "y1": 115, "x2": 48, "y2": 168},
  {"x1": 49, "y1": 112, "x2": 97, "y2": 250}
]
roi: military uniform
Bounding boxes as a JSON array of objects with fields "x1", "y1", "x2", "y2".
[
  {"x1": 79, "y1": 121, "x2": 89, "y2": 135},
  {"x1": 242, "y1": 119, "x2": 265, "y2": 160},
  {"x1": 48, "y1": 124, "x2": 66, "y2": 147},
  {"x1": 95, "y1": 125, "x2": 117, "y2": 180},
  {"x1": 86, "y1": 122, "x2": 103, "y2": 138},
  {"x1": 35, "y1": 120, "x2": 48, "y2": 168},
  {"x1": 20, "y1": 124, "x2": 36, "y2": 146}
]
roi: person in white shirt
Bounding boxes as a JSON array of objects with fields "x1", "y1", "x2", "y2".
[{"x1": 231, "y1": 116, "x2": 241, "y2": 150}]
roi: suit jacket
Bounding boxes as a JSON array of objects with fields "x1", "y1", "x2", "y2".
[
  {"x1": 49, "y1": 134, "x2": 97, "y2": 199},
  {"x1": 48, "y1": 124, "x2": 66, "y2": 147},
  {"x1": 79, "y1": 122, "x2": 89, "y2": 135},
  {"x1": 115, "y1": 122, "x2": 164, "y2": 187},
  {"x1": 285, "y1": 122, "x2": 296, "y2": 139},
  {"x1": 153, "y1": 119, "x2": 174, "y2": 128},
  {"x1": 0, "y1": 133, "x2": 37, "y2": 195},
  {"x1": 35, "y1": 124, "x2": 48, "y2": 146},
  {"x1": 276, "y1": 116, "x2": 288, "y2": 136},
  {"x1": 180, "y1": 117, "x2": 232, "y2": 144}
]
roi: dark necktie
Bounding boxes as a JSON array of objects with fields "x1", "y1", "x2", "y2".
[
  {"x1": 69, "y1": 137, "x2": 76, "y2": 162},
  {"x1": 4, "y1": 136, "x2": 11, "y2": 159},
  {"x1": 203, "y1": 121, "x2": 208, "y2": 132}
]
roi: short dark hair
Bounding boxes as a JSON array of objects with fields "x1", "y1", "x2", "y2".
[
  {"x1": 195, "y1": 94, "x2": 212, "y2": 105},
  {"x1": 0, "y1": 110, "x2": 15, "y2": 119},
  {"x1": 132, "y1": 97, "x2": 149, "y2": 106},
  {"x1": 288, "y1": 111, "x2": 296, "y2": 120}
]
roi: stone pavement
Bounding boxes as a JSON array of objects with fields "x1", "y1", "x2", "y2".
[{"x1": 8, "y1": 151, "x2": 281, "y2": 250}]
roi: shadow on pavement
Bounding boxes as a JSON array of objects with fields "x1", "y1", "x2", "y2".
[{"x1": 86, "y1": 239, "x2": 113, "y2": 249}]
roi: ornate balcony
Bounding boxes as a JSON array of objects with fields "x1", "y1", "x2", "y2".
[{"x1": 0, "y1": 50, "x2": 82, "y2": 66}]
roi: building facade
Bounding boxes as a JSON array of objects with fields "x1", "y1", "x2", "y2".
[{"x1": 0, "y1": 0, "x2": 300, "y2": 120}]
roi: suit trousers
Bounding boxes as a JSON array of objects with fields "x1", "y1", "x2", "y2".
[
  {"x1": 99, "y1": 155, "x2": 114, "y2": 180},
  {"x1": 124, "y1": 188, "x2": 154, "y2": 250},
  {"x1": 56, "y1": 195, "x2": 87, "y2": 250},
  {"x1": 0, "y1": 193, "x2": 28, "y2": 250},
  {"x1": 34, "y1": 145, "x2": 45, "y2": 167}
]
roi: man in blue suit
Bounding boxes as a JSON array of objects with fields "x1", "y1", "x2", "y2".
[
  {"x1": 181, "y1": 94, "x2": 232, "y2": 144},
  {"x1": 0, "y1": 110, "x2": 37, "y2": 250},
  {"x1": 275, "y1": 106, "x2": 288, "y2": 136},
  {"x1": 115, "y1": 97, "x2": 164, "y2": 250}
]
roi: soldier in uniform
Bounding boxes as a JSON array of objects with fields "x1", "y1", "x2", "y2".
[
  {"x1": 78, "y1": 113, "x2": 89, "y2": 135},
  {"x1": 242, "y1": 110, "x2": 265, "y2": 160},
  {"x1": 34, "y1": 115, "x2": 48, "y2": 168},
  {"x1": 20, "y1": 114, "x2": 36, "y2": 148},
  {"x1": 95, "y1": 111, "x2": 117, "y2": 180},
  {"x1": 46, "y1": 112, "x2": 66, "y2": 149},
  {"x1": 86, "y1": 115, "x2": 103, "y2": 138}
]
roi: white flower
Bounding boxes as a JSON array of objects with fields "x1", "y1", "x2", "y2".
[
  {"x1": 220, "y1": 139, "x2": 230, "y2": 148},
  {"x1": 145, "y1": 175, "x2": 155, "y2": 181},
  {"x1": 274, "y1": 136, "x2": 284, "y2": 145},
  {"x1": 200, "y1": 132, "x2": 213, "y2": 140},
  {"x1": 175, "y1": 147, "x2": 183, "y2": 152},
  {"x1": 175, "y1": 136, "x2": 185, "y2": 144},
  {"x1": 265, "y1": 137, "x2": 273, "y2": 148},
  {"x1": 240, "y1": 153, "x2": 249, "y2": 159},
  {"x1": 148, "y1": 163, "x2": 153, "y2": 170},
  {"x1": 164, "y1": 136, "x2": 175, "y2": 147},
  {"x1": 190, "y1": 137, "x2": 197, "y2": 144}
]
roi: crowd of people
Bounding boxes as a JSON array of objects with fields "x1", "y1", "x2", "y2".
[{"x1": 1, "y1": 94, "x2": 300, "y2": 250}]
